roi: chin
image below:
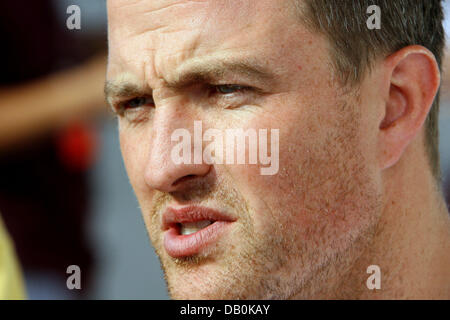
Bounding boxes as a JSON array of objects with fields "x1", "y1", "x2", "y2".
[{"x1": 169, "y1": 288, "x2": 221, "y2": 300}]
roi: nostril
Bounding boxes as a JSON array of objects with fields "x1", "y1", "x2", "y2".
[
  {"x1": 173, "y1": 174, "x2": 197, "y2": 187},
  {"x1": 146, "y1": 160, "x2": 211, "y2": 192}
]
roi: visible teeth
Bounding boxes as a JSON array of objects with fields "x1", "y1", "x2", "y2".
[{"x1": 180, "y1": 220, "x2": 213, "y2": 235}]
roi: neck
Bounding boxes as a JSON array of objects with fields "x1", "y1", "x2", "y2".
[
  {"x1": 293, "y1": 138, "x2": 450, "y2": 300},
  {"x1": 349, "y1": 145, "x2": 450, "y2": 299}
]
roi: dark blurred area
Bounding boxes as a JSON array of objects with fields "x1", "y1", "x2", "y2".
[
  {"x1": 0, "y1": 0, "x2": 106, "y2": 298},
  {"x1": 0, "y1": 0, "x2": 168, "y2": 300}
]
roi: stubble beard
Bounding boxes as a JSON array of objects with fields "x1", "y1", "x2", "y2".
[{"x1": 141, "y1": 99, "x2": 383, "y2": 300}]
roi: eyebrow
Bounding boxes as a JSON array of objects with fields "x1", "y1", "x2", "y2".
[
  {"x1": 104, "y1": 58, "x2": 276, "y2": 102},
  {"x1": 168, "y1": 58, "x2": 276, "y2": 88},
  {"x1": 104, "y1": 81, "x2": 147, "y2": 104}
]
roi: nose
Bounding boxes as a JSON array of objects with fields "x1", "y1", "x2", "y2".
[{"x1": 144, "y1": 106, "x2": 211, "y2": 193}]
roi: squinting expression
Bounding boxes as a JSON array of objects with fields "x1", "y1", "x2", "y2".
[{"x1": 106, "y1": 0, "x2": 383, "y2": 299}]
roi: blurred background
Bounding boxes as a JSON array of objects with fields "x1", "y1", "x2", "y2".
[
  {"x1": 0, "y1": 0, "x2": 449, "y2": 300},
  {"x1": 0, "y1": 0, "x2": 167, "y2": 299}
]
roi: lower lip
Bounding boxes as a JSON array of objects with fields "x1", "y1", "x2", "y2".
[{"x1": 163, "y1": 221, "x2": 232, "y2": 258}]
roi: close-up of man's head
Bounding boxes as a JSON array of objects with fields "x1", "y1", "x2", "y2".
[{"x1": 105, "y1": 0, "x2": 450, "y2": 300}]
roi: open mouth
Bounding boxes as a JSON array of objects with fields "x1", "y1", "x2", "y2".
[
  {"x1": 179, "y1": 220, "x2": 214, "y2": 235},
  {"x1": 162, "y1": 206, "x2": 235, "y2": 258}
]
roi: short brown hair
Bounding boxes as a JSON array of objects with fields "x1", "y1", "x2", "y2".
[{"x1": 298, "y1": 0, "x2": 445, "y2": 180}]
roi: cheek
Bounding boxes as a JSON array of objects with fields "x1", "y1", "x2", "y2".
[
  {"x1": 224, "y1": 113, "x2": 311, "y2": 233},
  {"x1": 229, "y1": 137, "x2": 310, "y2": 235},
  {"x1": 228, "y1": 102, "x2": 378, "y2": 240}
]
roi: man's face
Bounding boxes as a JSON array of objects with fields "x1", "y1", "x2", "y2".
[{"x1": 107, "y1": 0, "x2": 383, "y2": 299}]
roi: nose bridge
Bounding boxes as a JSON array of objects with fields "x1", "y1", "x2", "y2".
[
  {"x1": 147, "y1": 98, "x2": 187, "y2": 178},
  {"x1": 150, "y1": 90, "x2": 191, "y2": 161},
  {"x1": 144, "y1": 95, "x2": 209, "y2": 192}
]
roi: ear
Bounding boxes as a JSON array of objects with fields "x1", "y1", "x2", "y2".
[{"x1": 378, "y1": 45, "x2": 440, "y2": 170}]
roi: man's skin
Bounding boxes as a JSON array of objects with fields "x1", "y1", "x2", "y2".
[{"x1": 106, "y1": 0, "x2": 450, "y2": 299}]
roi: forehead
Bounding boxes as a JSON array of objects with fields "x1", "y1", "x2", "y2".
[{"x1": 106, "y1": 0, "x2": 304, "y2": 84}]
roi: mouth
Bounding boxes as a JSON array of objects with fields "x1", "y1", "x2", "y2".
[
  {"x1": 178, "y1": 220, "x2": 214, "y2": 235},
  {"x1": 162, "y1": 206, "x2": 236, "y2": 258}
]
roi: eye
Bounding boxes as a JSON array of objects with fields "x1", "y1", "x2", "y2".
[
  {"x1": 214, "y1": 84, "x2": 250, "y2": 95},
  {"x1": 122, "y1": 96, "x2": 154, "y2": 109}
]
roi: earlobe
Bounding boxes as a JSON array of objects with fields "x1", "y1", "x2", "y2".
[{"x1": 378, "y1": 46, "x2": 440, "y2": 170}]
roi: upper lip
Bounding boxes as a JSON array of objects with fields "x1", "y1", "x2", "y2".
[{"x1": 162, "y1": 205, "x2": 236, "y2": 231}]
